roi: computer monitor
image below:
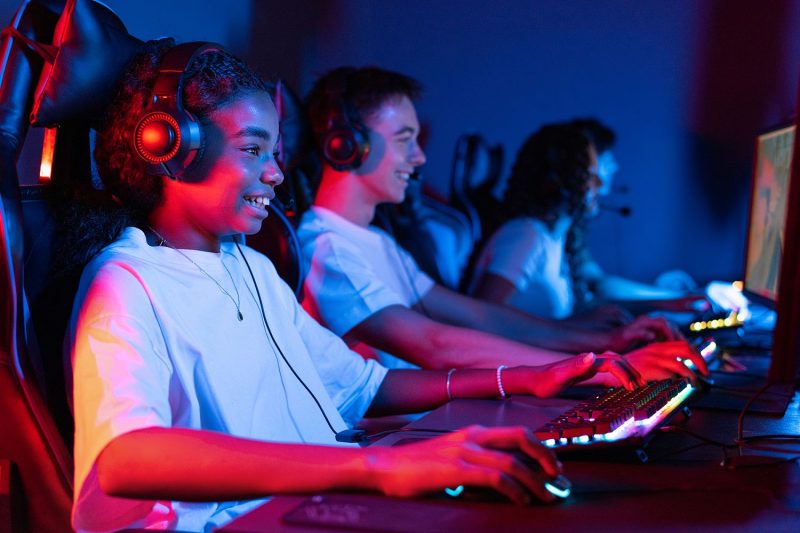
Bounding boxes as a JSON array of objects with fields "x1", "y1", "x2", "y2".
[
  {"x1": 742, "y1": 101, "x2": 800, "y2": 386},
  {"x1": 743, "y1": 124, "x2": 794, "y2": 305}
]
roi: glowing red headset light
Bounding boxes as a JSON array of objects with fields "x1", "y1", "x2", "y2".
[{"x1": 140, "y1": 122, "x2": 176, "y2": 156}]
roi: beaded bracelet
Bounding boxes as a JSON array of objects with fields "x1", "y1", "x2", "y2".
[
  {"x1": 446, "y1": 368, "x2": 456, "y2": 400},
  {"x1": 496, "y1": 365, "x2": 508, "y2": 399}
]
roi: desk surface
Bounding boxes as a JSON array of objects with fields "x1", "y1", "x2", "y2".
[{"x1": 220, "y1": 387, "x2": 800, "y2": 533}]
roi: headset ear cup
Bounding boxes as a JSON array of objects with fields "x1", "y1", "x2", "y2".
[
  {"x1": 134, "y1": 111, "x2": 181, "y2": 163},
  {"x1": 132, "y1": 42, "x2": 221, "y2": 179},
  {"x1": 322, "y1": 124, "x2": 369, "y2": 171},
  {"x1": 132, "y1": 106, "x2": 202, "y2": 178}
]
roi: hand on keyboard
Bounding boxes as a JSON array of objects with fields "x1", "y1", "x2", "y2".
[
  {"x1": 507, "y1": 352, "x2": 645, "y2": 398},
  {"x1": 607, "y1": 315, "x2": 684, "y2": 352},
  {"x1": 370, "y1": 425, "x2": 565, "y2": 504},
  {"x1": 620, "y1": 340, "x2": 709, "y2": 385}
]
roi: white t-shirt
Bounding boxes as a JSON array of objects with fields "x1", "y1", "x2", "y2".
[
  {"x1": 298, "y1": 207, "x2": 435, "y2": 369},
  {"x1": 68, "y1": 227, "x2": 387, "y2": 533},
  {"x1": 470, "y1": 217, "x2": 575, "y2": 319}
]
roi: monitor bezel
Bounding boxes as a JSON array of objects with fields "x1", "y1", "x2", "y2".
[{"x1": 741, "y1": 121, "x2": 795, "y2": 308}]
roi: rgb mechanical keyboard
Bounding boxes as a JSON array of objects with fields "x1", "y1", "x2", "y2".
[
  {"x1": 533, "y1": 378, "x2": 696, "y2": 453},
  {"x1": 532, "y1": 338, "x2": 717, "y2": 453}
]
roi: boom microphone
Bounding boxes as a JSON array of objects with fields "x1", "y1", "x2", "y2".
[{"x1": 601, "y1": 204, "x2": 632, "y2": 217}]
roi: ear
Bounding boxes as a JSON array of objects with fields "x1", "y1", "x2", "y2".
[{"x1": 29, "y1": 0, "x2": 144, "y2": 127}]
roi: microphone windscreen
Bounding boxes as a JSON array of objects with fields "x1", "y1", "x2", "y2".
[{"x1": 600, "y1": 204, "x2": 632, "y2": 217}]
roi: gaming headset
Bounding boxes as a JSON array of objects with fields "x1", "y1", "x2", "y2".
[
  {"x1": 320, "y1": 70, "x2": 370, "y2": 171},
  {"x1": 132, "y1": 42, "x2": 224, "y2": 179}
]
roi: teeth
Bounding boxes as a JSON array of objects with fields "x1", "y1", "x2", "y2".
[
  {"x1": 244, "y1": 195, "x2": 270, "y2": 209},
  {"x1": 397, "y1": 173, "x2": 410, "y2": 181}
]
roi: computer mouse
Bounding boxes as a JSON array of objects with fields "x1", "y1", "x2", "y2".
[
  {"x1": 443, "y1": 474, "x2": 571, "y2": 504},
  {"x1": 442, "y1": 451, "x2": 571, "y2": 504}
]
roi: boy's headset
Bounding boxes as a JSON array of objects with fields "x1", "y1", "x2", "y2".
[
  {"x1": 320, "y1": 70, "x2": 370, "y2": 171},
  {"x1": 132, "y1": 42, "x2": 224, "y2": 179}
]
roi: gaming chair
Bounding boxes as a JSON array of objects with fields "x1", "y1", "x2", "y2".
[{"x1": 1, "y1": 2, "x2": 78, "y2": 530}]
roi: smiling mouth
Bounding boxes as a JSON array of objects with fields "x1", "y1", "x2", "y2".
[{"x1": 244, "y1": 195, "x2": 270, "y2": 211}]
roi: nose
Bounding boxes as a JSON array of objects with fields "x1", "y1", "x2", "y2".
[
  {"x1": 589, "y1": 172, "x2": 601, "y2": 190},
  {"x1": 262, "y1": 160, "x2": 284, "y2": 187},
  {"x1": 410, "y1": 141, "x2": 426, "y2": 167}
]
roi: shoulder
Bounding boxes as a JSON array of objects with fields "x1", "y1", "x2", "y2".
[
  {"x1": 81, "y1": 229, "x2": 155, "y2": 289},
  {"x1": 489, "y1": 217, "x2": 547, "y2": 249},
  {"x1": 298, "y1": 209, "x2": 371, "y2": 261}
]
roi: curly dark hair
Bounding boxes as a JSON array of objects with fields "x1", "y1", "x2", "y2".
[
  {"x1": 59, "y1": 38, "x2": 271, "y2": 270},
  {"x1": 500, "y1": 123, "x2": 596, "y2": 307},
  {"x1": 569, "y1": 117, "x2": 616, "y2": 153},
  {"x1": 305, "y1": 66, "x2": 422, "y2": 150}
]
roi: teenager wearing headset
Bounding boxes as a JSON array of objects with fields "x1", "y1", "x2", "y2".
[
  {"x1": 66, "y1": 40, "x2": 658, "y2": 532},
  {"x1": 471, "y1": 121, "x2": 709, "y2": 325},
  {"x1": 298, "y1": 67, "x2": 706, "y2": 382}
]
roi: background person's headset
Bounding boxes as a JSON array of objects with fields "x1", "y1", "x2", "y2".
[
  {"x1": 132, "y1": 41, "x2": 224, "y2": 179},
  {"x1": 319, "y1": 69, "x2": 370, "y2": 171}
]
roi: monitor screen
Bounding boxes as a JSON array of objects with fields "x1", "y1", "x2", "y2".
[{"x1": 744, "y1": 124, "x2": 795, "y2": 304}]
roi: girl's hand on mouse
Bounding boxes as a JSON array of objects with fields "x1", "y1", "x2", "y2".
[{"x1": 367, "y1": 425, "x2": 563, "y2": 504}]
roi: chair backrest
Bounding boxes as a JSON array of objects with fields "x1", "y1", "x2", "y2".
[
  {"x1": 0, "y1": 2, "x2": 79, "y2": 530},
  {"x1": 374, "y1": 177, "x2": 474, "y2": 291},
  {"x1": 449, "y1": 133, "x2": 505, "y2": 244}
]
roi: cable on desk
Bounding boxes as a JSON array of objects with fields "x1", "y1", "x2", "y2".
[
  {"x1": 659, "y1": 425, "x2": 738, "y2": 449},
  {"x1": 722, "y1": 454, "x2": 800, "y2": 468},
  {"x1": 704, "y1": 376, "x2": 794, "y2": 395},
  {"x1": 735, "y1": 381, "x2": 798, "y2": 446},
  {"x1": 645, "y1": 442, "x2": 723, "y2": 462},
  {"x1": 658, "y1": 425, "x2": 738, "y2": 464},
  {"x1": 728, "y1": 381, "x2": 800, "y2": 460},
  {"x1": 361, "y1": 427, "x2": 453, "y2": 443}
]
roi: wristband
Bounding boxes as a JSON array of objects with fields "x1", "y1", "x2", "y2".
[
  {"x1": 446, "y1": 368, "x2": 456, "y2": 400},
  {"x1": 496, "y1": 365, "x2": 508, "y2": 399}
]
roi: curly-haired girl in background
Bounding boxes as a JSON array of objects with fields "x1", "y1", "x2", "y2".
[{"x1": 470, "y1": 122, "x2": 706, "y2": 328}]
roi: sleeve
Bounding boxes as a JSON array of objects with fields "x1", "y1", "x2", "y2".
[
  {"x1": 391, "y1": 235, "x2": 436, "y2": 303},
  {"x1": 70, "y1": 262, "x2": 173, "y2": 499},
  {"x1": 303, "y1": 232, "x2": 409, "y2": 336},
  {"x1": 575, "y1": 247, "x2": 604, "y2": 283},
  {"x1": 253, "y1": 248, "x2": 388, "y2": 426},
  {"x1": 294, "y1": 303, "x2": 388, "y2": 426},
  {"x1": 484, "y1": 220, "x2": 545, "y2": 290}
]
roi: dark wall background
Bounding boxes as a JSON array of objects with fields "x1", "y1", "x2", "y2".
[{"x1": 5, "y1": 0, "x2": 799, "y2": 285}]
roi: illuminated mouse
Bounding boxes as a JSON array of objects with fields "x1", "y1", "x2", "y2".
[{"x1": 443, "y1": 452, "x2": 571, "y2": 503}]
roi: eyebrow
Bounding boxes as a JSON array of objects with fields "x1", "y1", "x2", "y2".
[
  {"x1": 234, "y1": 126, "x2": 272, "y2": 141},
  {"x1": 393, "y1": 126, "x2": 416, "y2": 137}
]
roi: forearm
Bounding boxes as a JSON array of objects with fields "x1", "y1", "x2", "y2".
[
  {"x1": 367, "y1": 366, "x2": 545, "y2": 416},
  {"x1": 351, "y1": 306, "x2": 571, "y2": 371},
  {"x1": 97, "y1": 427, "x2": 376, "y2": 500},
  {"x1": 421, "y1": 324, "x2": 572, "y2": 369},
  {"x1": 445, "y1": 300, "x2": 614, "y2": 353},
  {"x1": 594, "y1": 275, "x2": 686, "y2": 302}
]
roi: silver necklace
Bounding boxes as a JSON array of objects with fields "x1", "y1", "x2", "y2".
[{"x1": 147, "y1": 226, "x2": 244, "y2": 321}]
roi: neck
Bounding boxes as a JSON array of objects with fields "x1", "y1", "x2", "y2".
[
  {"x1": 535, "y1": 213, "x2": 572, "y2": 239},
  {"x1": 148, "y1": 208, "x2": 221, "y2": 253},
  {"x1": 552, "y1": 214, "x2": 573, "y2": 239},
  {"x1": 313, "y1": 167, "x2": 377, "y2": 227}
]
